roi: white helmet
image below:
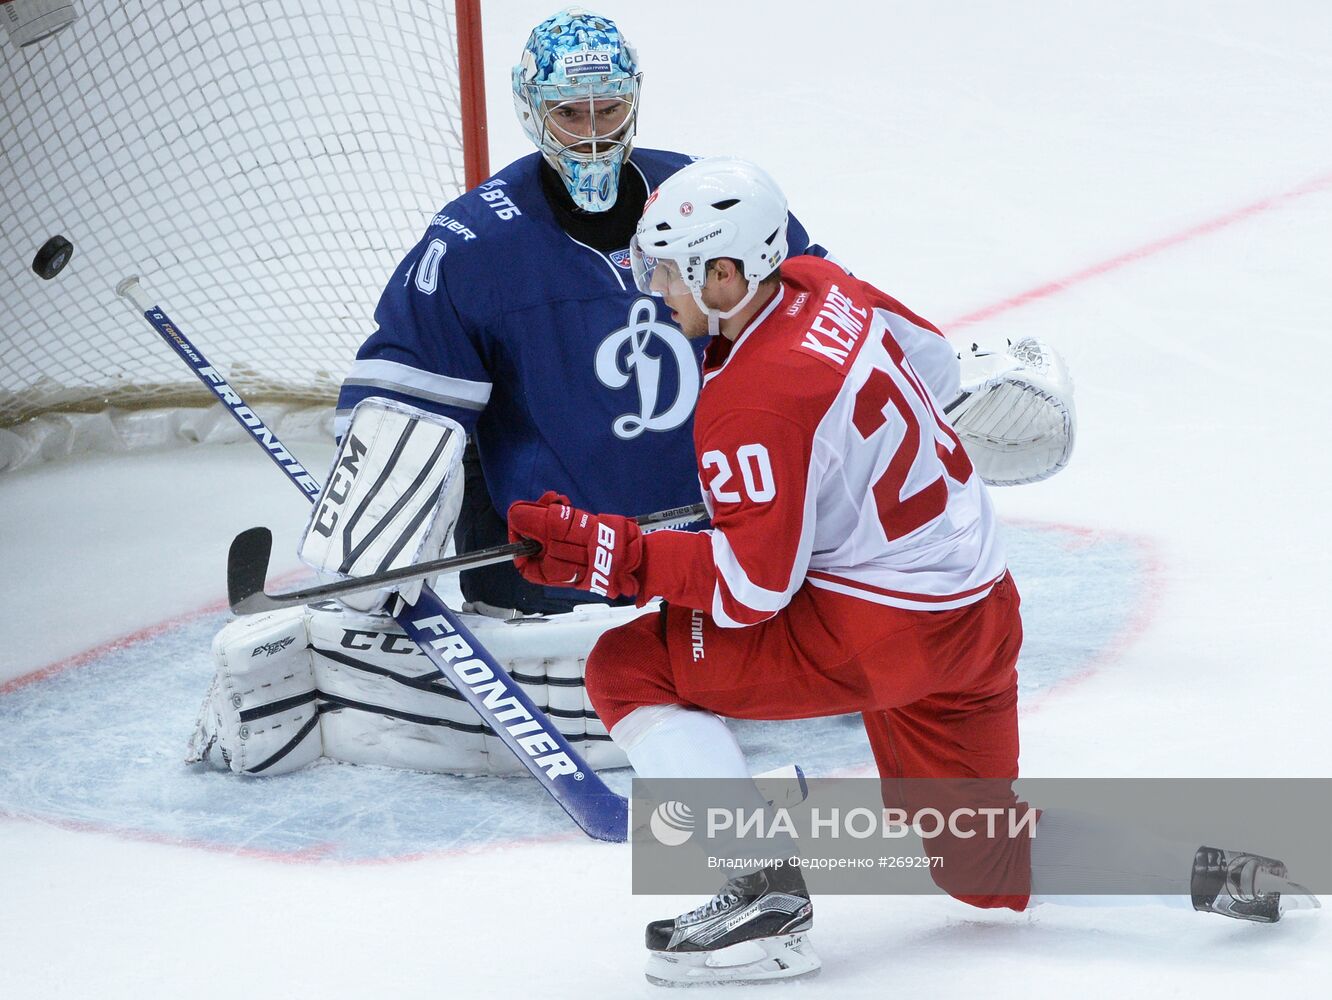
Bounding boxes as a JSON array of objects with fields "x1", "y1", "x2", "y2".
[{"x1": 630, "y1": 157, "x2": 788, "y2": 334}]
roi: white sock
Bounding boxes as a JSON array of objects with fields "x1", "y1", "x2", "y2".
[
  {"x1": 611, "y1": 704, "x2": 752, "y2": 779},
  {"x1": 1028, "y1": 809, "x2": 1195, "y2": 910},
  {"x1": 613, "y1": 705, "x2": 796, "y2": 870}
]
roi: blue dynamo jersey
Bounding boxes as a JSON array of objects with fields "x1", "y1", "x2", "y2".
[{"x1": 336, "y1": 149, "x2": 821, "y2": 521}]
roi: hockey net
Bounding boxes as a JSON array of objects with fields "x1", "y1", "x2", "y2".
[{"x1": 0, "y1": 0, "x2": 487, "y2": 470}]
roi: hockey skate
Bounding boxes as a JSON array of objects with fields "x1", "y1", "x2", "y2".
[
  {"x1": 1192, "y1": 846, "x2": 1320, "y2": 923},
  {"x1": 644, "y1": 861, "x2": 820, "y2": 987}
]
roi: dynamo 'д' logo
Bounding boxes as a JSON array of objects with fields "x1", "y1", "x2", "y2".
[
  {"x1": 649, "y1": 800, "x2": 695, "y2": 846},
  {"x1": 594, "y1": 297, "x2": 699, "y2": 440}
]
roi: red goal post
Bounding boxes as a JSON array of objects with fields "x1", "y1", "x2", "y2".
[{"x1": 1, "y1": 0, "x2": 489, "y2": 469}]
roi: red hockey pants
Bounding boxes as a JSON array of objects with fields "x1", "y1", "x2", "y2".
[{"x1": 586, "y1": 572, "x2": 1032, "y2": 910}]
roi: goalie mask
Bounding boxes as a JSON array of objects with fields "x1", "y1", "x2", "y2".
[
  {"x1": 513, "y1": 7, "x2": 642, "y2": 212},
  {"x1": 630, "y1": 156, "x2": 789, "y2": 336}
]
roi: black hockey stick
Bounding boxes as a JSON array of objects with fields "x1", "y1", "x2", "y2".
[{"x1": 228, "y1": 501, "x2": 707, "y2": 615}]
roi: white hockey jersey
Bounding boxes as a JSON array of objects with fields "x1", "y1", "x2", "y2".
[{"x1": 636, "y1": 256, "x2": 1008, "y2": 627}]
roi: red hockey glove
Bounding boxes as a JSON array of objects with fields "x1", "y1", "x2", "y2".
[{"x1": 507, "y1": 491, "x2": 644, "y2": 599}]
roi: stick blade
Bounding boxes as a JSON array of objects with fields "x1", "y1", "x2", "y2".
[{"x1": 227, "y1": 527, "x2": 277, "y2": 615}]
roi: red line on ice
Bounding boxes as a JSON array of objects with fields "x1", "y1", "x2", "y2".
[
  {"x1": 0, "y1": 568, "x2": 308, "y2": 696},
  {"x1": 0, "y1": 809, "x2": 338, "y2": 863},
  {"x1": 944, "y1": 168, "x2": 1332, "y2": 329},
  {"x1": 0, "y1": 602, "x2": 230, "y2": 696},
  {"x1": 0, "y1": 804, "x2": 597, "y2": 865}
]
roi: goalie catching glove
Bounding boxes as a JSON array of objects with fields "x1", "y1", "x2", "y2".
[
  {"x1": 298, "y1": 398, "x2": 466, "y2": 612},
  {"x1": 948, "y1": 336, "x2": 1076, "y2": 486},
  {"x1": 508, "y1": 491, "x2": 644, "y2": 600}
]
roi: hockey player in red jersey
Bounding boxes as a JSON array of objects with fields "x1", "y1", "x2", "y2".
[
  {"x1": 507, "y1": 157, "x2": 1314, "y2": 986},
  {"x1": 509, "y1": 155, "x2": 1023, "y2": 982}
]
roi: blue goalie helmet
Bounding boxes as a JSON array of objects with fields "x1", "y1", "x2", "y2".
[{"x1": 512, "y1": 7, "x2": 642, "y2": 212}]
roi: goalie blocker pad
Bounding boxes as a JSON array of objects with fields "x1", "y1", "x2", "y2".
[
  {"x1": 949, "y1": 337, "x2": 1076, "y2": 487},
  {"x1": 191, "y1": 603, "x2": 636, "y2": 776},
  {"x1": 299, "y1": 398, "x2": 465, "y2": 611}
]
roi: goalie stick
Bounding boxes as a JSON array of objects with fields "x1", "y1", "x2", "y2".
[
  {"x1": 229, "y1": 501, "x2": 708, "y2": 615},
  {"x1": 115, "y1": 276, "x2": 630, "y2": 843}
]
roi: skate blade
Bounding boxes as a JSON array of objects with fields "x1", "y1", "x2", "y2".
[
  {"x1": 1256, "y1": 873, "x2": 1323, "y2": 915},
  {"x1": 645, "y1": 932, "x2": 820, "y2": 987}
]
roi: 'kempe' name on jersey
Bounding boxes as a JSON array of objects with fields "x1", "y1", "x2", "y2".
[{"x1": 798, "y1": 283, "x2": 869, "y2": 369}]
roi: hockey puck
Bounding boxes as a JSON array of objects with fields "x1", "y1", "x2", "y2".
[{"x1": 32, "y1": 235, "x2": 74, "y2": 279}]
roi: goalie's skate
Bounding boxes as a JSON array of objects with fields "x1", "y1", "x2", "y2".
[
  {"x1": 643, "y1": 862, "x2": 819, "y2": 987},
  {"x1": 1192, "y1": 846, "x2": 1320, "y2": 923}
]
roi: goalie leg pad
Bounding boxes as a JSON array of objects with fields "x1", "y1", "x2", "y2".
[
  {"x1": 307, "y1": 602, "x2": 633, "y2": 775},
  {"x1": 192, "y1": 603, "x2": 636, "y2": 776},
  {"x1": 188, "y1": 607, "x2": 323, "y2": 775},
  {"x1": 311, "y1": 604, "x2": 496, "y2": 773}
]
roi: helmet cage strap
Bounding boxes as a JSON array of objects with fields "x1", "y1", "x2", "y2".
[{"x1": 691, "y1": 276, "x2": 763, "y2": 339}]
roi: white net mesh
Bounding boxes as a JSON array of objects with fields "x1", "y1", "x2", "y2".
[{"x1": 1, "y1": 0, "x2": 470, "y2": 430}]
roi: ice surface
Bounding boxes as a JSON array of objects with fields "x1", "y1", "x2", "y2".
[
  {"x1": 0, "y1": 524, "x2": 1144, "y2": 860},
  {"x1": 2, "y1": 1, "x2": 1330, "y2": 997}
]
